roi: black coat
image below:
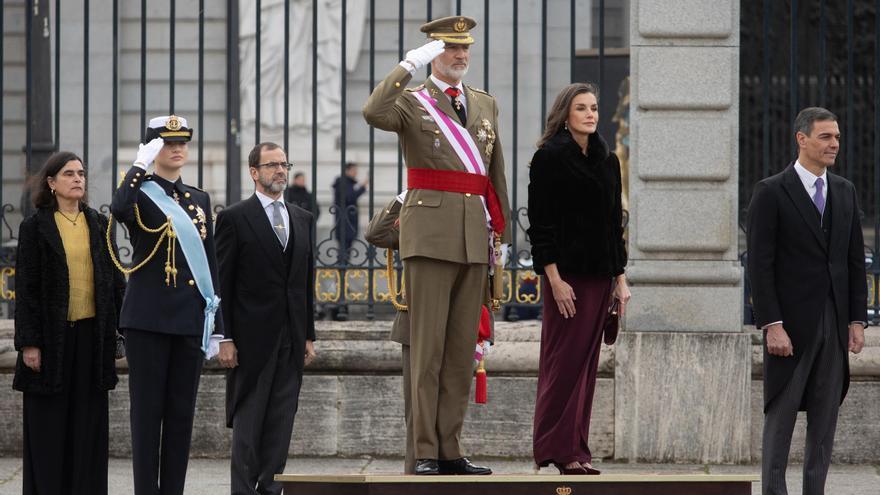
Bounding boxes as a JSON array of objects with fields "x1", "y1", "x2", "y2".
[
  {"x1": 285, "y1": 185, "x2": 320, "y2": 220},
  {"x1": 746, "y1": 164, "x2": 867, "y2": 411},
  {"x1": 13, "y1": 207, "x2": 124, "y2": 394},
  {"x1": 527, "y1": 130, "x2": 627, "y2": 277},
  {"x1": 110, "y1": 168, "x2": 224, "y2": 336},
  {"x1": 215, "y1": 195, "x2": 316, "y2": 427}
]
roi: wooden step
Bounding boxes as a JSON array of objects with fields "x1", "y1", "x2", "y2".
[{"x1": 275, "y1": 473, "x2": 759, "y2": 495}]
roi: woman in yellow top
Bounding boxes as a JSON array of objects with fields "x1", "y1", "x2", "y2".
[{"x1": 14, "y1": 151, "x2": 126, "y2": 495}]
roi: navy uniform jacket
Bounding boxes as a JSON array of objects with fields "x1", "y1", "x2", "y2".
[{"x1": 110, "y1": 166, "x2": 224, "y2": 337}]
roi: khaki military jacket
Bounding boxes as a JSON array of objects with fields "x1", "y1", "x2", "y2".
[{"x1": 363, "y1": 65, "x2": 511, "y2": 265}]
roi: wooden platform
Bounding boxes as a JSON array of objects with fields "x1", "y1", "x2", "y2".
[{"x1": 276, "y1": 473, "x2": 759, "y2": 494}]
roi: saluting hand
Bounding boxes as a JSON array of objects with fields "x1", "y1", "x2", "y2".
[
  {"x1": 22, "y1": 346, "x2": 41, "y2": 372},
  {"x1": 133, "y1": 137, "x2": 165, "y2": 170},
  {"x1": 766, "y1": 323, "x2": 794, "y2": 357},
  {"x1": 403, "y1": 39, "x2": 446, "y2": 71}
]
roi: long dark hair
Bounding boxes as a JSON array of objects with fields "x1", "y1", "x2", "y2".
[
  {"x1": 30, "y1": 151, "x2": 88, "y2": 209},
  {"x1": 536, "y1": 82, "x2": 599, "y2": 148}
]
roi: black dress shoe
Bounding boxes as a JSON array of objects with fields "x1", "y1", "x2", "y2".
[
  {"x1": 414, "y1": 459, "x2": 440, "y2": 475},
  {"x1": 438, "y1": 457, "x2": 492, "y2": 475}
]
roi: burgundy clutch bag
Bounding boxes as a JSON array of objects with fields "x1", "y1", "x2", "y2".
[{"x1": 603, "y1": 299, "x2": 620, "y2": 345}]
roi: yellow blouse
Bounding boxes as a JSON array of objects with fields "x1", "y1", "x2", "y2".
[{"x1": 54, "y1": 212, "x2": 96, "y2": 321}]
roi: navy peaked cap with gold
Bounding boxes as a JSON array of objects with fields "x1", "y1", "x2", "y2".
[
  {"x1": 420, "y1": 16, "x2": 477, "y2": 45},
  {"x1": 145, "y1": 115, "x2": 193, "y2": 142}
]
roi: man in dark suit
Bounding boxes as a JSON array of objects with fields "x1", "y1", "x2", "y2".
[
  {"x1": 111, "y1": 115, "x2": 224, "y2": 495},
  {"x1": 215, "y1": 142, "x2": 317, "y2": 495},
  {"x1": 747, "y1": 107, "x2": 867, "y2": 495}
]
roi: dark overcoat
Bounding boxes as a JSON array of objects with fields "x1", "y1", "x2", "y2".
[
  {"x1": 215, "y1": 195, "x2": 316, "y2": 427},
  {"x1": 747, "y1": 164, "x2": 867, "y2": 410},
  {"x1": 13, "y1": 207, "x2": 125, "y2": 394}
]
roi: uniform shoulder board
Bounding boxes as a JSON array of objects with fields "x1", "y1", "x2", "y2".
[
  {"x1": 185, "y1": 184, "x2": 207, "y2": 194},
  {"x1": 467, "y1": 85, "x2": 492, "y2": 97},
  {"x1": 405, "y1": 84, "x2": 426, "y2": 92}
]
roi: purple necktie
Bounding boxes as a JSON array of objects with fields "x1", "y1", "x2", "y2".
[{"x1": 813, "y1": 177, "x2": 826, "y2": 217}]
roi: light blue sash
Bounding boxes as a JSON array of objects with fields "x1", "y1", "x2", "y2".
[{"x1": 140, "y1": 181, "x2": 221, "y2": 356}]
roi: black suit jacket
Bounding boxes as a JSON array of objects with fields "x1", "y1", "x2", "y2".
[
  {"x1": 215, "y1": 194, "x2": 316, "y2": 427},
  {"x1": 110, "y1": 168, "x2": 224, "y2": 337},
  {"x1": 747, "y1": 164, "x2": 867, "y2": 411}
]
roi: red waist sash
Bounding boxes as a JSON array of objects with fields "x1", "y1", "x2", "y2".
[{"x1": 407, "y1": 168, "x2": 506, "y2": 235}]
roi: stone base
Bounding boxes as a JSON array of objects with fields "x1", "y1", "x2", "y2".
[{"x1": 614, "y1": 332, "x2": 752, "y2": 463}]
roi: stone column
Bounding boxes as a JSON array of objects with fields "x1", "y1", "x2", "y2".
[{"x1": 617, "y1": 1, "x2": 751, "y2": 463}]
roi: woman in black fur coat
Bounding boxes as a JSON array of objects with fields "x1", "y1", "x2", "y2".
[
  {"x1": 528, "y1": 83, "x2": 630, "y2": 475},
  {"x1": 13, "y1": 151, "x2": 125, "y2": 495}
]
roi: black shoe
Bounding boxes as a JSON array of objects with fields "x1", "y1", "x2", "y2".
[
  {"x1": 414, "y1": 459, "x2": 440, "y2": 475},
  {"x1": 438, "y1": 457, "x2": 492, "y2": 475}
]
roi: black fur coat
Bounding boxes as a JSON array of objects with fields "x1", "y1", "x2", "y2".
[
  {"x1": 527, "y1": 130, "x2": 627, "y2": 277},
  {"x1": 13, "y1": 207, "x2": 124, "y2": 394}
]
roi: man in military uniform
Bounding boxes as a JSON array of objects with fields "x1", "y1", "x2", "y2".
[
  {"x1": 110, "y1": 115, "x2": 224, "y2": 495},
  {"x1": 363, "y1": 16, "x2": 510, "y2": 476}
]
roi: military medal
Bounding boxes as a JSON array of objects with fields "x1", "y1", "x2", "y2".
[
  {"x1": 434, "y1": 138, "x2": 441, "y2": 150},
  {"x1": 480, "y1": 118, "x2": 496, "y2": 156},
  {"x1": 195, "y1": 205, "x2": 208, "y2": 240}
]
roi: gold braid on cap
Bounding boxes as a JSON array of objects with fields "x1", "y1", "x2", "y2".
[
  {"x1": 386, "y1": 249, "x2": 407, "y2": 311},
  {"x1": 106, "y1": 207, "x2": 178, "y2": 286}
]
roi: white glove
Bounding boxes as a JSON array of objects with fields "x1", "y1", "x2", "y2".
[
  {"x1": 498, "y1": 243, "x2": 510, "y2": 269},
  {"x1": 133, "y1": 137, "x2": 164, "y2": 170},
  {"x1": 399, "y1": 40, "x2": 445, "y2": 73},
  {"x1": 205, "y1": 334, "x2": 223, "y2": 360}
]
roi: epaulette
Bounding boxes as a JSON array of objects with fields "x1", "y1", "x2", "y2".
[
  {"x1": 184, "y1": 184, "x2": 207, "y2": 194},
  {"x1": 467, "y1": 85, "x2": 492, "y2": 96},
  {"x1": 405, "y1": 84, "x2": 426, "y2": 92}
]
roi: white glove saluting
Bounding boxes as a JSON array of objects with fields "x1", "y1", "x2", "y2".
[
  {"x1": 399, "y1": 39, "x2": 446, "y2": 73},
  {"x1": 133, "y1": 137, "x2": 165, "y2": 170}
]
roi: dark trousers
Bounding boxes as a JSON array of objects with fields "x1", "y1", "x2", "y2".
[
  {"x1": 23, "y1": 319, "x2": 109, "y2": 495},
  {"x1": 231, "y1": 329, "x2": 302, "y2": 495},
  {"x1": 762, "y1": 298, "x2": 845, "y2": 495},
  {"x1": 125, "y1": 329, "x2": 204, "y2": 495}
]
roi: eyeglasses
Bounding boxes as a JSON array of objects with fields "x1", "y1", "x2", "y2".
[{"x1": 256, "y1": 162, "x2": 293, "y2": 171}]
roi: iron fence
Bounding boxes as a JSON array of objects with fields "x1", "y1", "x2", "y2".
[
  {"x1": 0, "y1": 0, "x2": 629, "y2": 320},
  {"x1": 740, "y1": 0, "x2": 880, "y2": 325}
]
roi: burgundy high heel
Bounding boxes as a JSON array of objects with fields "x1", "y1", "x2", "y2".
[{"x1": 581, "y1": 462, "x2": 601, "y2": 475}]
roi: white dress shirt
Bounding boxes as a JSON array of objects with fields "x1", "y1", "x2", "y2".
[
  {"x1": 793, "y1": 161, "x2": 828, "y2": 211},
  {"x1": 429, "y1": 74, "x2": 467, "y2": 114},
  {"x1": 255, "y1": 190, "x2": 289, "y2": 249}
]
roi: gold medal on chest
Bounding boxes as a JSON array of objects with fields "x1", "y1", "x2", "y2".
[{"x1": 480, "y1": 118, "x2": 496, "y2": 156}]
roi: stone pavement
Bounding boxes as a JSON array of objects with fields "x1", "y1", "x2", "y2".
[{"x1": 0, "y1": 456, "x2": 877, "y2": 494}]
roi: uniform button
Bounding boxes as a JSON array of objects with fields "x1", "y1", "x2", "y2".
[
  {"x1": 192, "y1": 218, "x2": 199, "y2": 224},
  {"x1": 188, "y1": 279, "x2": 195, "y2": 286},
  {"x1": 188, "y1": 205, "x2": 195, "y2": 211},
  {"x1": 465, "y1": 193, "x2": 471, "y2": 197},
  {"x1": 135, "y1": 172, "x2": 141, "y2": 177},
  {"x1": 184, "y1": 192, "x2": 191, "y2": 198},
  {"x1": 132, "y1": 178, "x2": 138, "y2": 183},
  {"x1": 434, "y1": 130, "x2": 440, "y2": 135},
  {"x1": 130, "y1": 183, "x2": 135, "y2": 188},
  {"x1": 417, "y1": 200, "x2": 423, "y2": 205},
  {"x1": 394, "y1": 82, "x2": 401, "y2": 88}
]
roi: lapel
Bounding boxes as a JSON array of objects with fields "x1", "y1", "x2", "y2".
[
  {"x1": 36, "y1": 208, "x2": 66, "y2": 257},
  {"x1": 827, "y1": 172, "x2": 849, "y2": 255},
  {"x1": 242, "y1": 194, "x2": 285, "y2": 266},
  {"x1": 286, "y1": 204, "x2": 307, "y2": 277},
  {"x1": 780, "y1": 164, "x2": 827, "y2": 251},
  {"x1": 424, "y1": 77, "x2": 464, "y2": 127},
  {"x1": 464, "y1": 86, "x2": 483, "y2": 134}
]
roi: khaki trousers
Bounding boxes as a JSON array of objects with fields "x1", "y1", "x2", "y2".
[{"x1": 404, "y1": 256, "x2": 487, "y2": 460}]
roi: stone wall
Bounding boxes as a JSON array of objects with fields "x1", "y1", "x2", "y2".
[{"x1": 1, "y1": 320, "x2": 877, "y2": 462}]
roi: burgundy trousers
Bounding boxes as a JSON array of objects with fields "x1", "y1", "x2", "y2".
[{"x1": 533, "y1": 274, "x2": 612, "y2": 467}]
